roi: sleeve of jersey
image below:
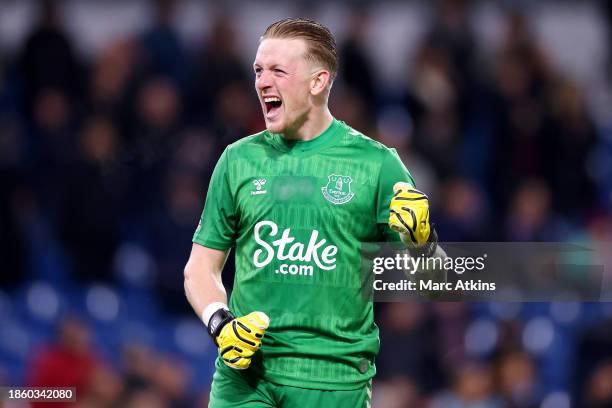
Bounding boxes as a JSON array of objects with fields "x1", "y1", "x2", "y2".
[
  {"x1": 192, "y1": 148, "x2": 237, "y2": 250},
  {"x1": 375, "y1": 148, "x2": 416, "y2": 241}
]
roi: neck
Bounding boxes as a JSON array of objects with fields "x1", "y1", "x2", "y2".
[{"x1": 283, "y1": 108, "x2": 334, "y2": 141}]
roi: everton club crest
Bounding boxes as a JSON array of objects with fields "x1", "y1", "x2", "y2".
[{"x1": 321, "y1": 174, "x2": 355, "y2": 205}]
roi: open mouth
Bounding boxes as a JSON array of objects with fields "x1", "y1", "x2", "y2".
[{"x1": 263, "y1": 96, "x2": 282, "y2": 118}]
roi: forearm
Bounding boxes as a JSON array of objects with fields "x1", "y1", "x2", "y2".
[
  {"x1": 183, "y1": 244, "x2": 229, "y2": 321},
  {"x1": 184, "y1": 269, "x2": 227, "y2": 320},
  {"x1": 183, "y1": 244, "x2": 269, "y2": 369}
]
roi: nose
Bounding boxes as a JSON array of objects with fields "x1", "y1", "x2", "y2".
[{"x1": 255, "y1": 70, "x2": 272, "y2": 90}]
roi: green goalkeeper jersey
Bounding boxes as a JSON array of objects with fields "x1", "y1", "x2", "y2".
[{"x1": 193, "y1": 118, "x2": 414, "y2": 390}]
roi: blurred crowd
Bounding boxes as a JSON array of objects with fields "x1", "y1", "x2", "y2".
[
  {"x1": 1, "y1": 0, "x2": 612, "y2": 407},
  {"x1": 23, "y1": 316, "x2": 208, "y2": 408}
]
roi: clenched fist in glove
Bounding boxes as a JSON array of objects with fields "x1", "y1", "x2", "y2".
[
  {"x1": 207, "y1": 309, "x2": 270, "y2": 370},
  {"x1": 389, "y1": 182, "x2": 438, "y2": 257}
]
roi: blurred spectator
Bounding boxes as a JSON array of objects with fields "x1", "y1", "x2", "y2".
[
  {"x1": 503, "y1": 179, "x2": 568, "y2": 241},
  {"x1": 57, "y1": 115, "x2": 127, "y2": 282},
  {"x1": 494, "y1": 320, "x2": 525, "y2": 356},
  {"x1": 211, "y1": 81, "x2": 262, "y2": 146},
  {"x1": 331, "y1": 86, "x2": 376, "y2": 137},
  {"x1": 150, "y1": 170, "x2": 203, "y2": 314},
  {"x1": 119, "y1": 344, "x2": 193, "y2": 407},
  {"x1": 583, "y1": 361, "x2": 612, "y2": 408},
  {"x1": 122, "y1": 343, "x2": 156, "y2": 393},
  {"x1": 26, "y1": 86, "x2": 77, "y2": 224},
  {"x1": 431, "y1": 362, "x2": 505, "y2": 408},
  {"x1": 400, "y1": 0, "x2": 480, "y2": 179},
  {"x1": 434, "y1": 178, "x2": 491, "y2": 241},
  {"x1": 339, "y1": 8, "x2": 377, "y2": 113},
  {"x1": 373, "y1": 375, "x2": 422, "y2": 408},
  {"x1": 27, "y1": 316, "x2": 107, "y2": 408},
  {"x1": 542, "y1": 78, "x2": 597, "y2": 218},
  {"x1": 187, "y1": 15, "x2": 251, "y2": 124},
  {"x1": 88, "y1": 37, "x2": 139, "y2": 124},
  {"x1": 403, "y1": 41, "x2": 462, "y2": 178},
  {"x1": 432, "y1": 302, "x2": 469, "y2": 375},
  {"x1": 170, "y1": 127, "x2": 217, "y2": 177},
  {"x1": 495, "y1": 351, "x2": 540, "y2": 408},
  {"x1": 77, "y1": 366, "x2": 124, "y2": 408},
  {"x1": 377, "y1": 302, "x2": 444, "y2": 393},
  {"x1": 125, "y1": 75, "x2": 183, "y2": 214},
  {"x1": 135, "y1": 76, "x2": 182, "y2": 134},
  {"x1": 487, "y1": 11, "x2": 562, "y2": 216},
  {"x1": 123, "y1": 388, "x2": 169, "y2": 408},
  {"x1": 426, "y1": 0, "x2": 478, "y2": 122},
  {"x1": 149, "y1": 356, "x2": 192, "y2": 408},
  {"x1": 17, "y1": 0, "x2": 82, "y2": 118},
  {"x1": 139, "y1": 0, "x2": 185, "y2": 83}
]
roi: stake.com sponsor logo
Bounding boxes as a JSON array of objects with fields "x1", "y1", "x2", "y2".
[{"x1": 252, "y1": 220, "x2": 338, "y2": 276}]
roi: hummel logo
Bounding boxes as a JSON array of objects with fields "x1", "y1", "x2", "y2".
[{"x1": 252, "y1": 179, "x2": 267, "y2": 195}]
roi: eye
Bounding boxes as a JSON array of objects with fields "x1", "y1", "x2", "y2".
[
  {"x1": 274, "y1": 68, "x2": 286, "y2": 75},
  {"x1": 254, "y1": 67, "x2": 262, "y2": 76}
]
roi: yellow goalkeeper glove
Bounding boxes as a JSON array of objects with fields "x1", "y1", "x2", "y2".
[
  {"x1": 207, "y1": 309, "x2": 270, "y2": 370},
  {"x1": 389, "y1": 182, "x2": 438, "y2": 256}
]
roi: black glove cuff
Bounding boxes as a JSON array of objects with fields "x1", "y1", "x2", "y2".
[
  {"x1": 409, "y1": 227, "x2": 438, "y2": 258},
  {"x1": 207, "y1": 308, "x2": 235, "y2": 345}
]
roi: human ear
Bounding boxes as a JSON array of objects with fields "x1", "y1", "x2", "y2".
[{"x1": 310, "y1": 70, "x2": 330, "y2": 96}]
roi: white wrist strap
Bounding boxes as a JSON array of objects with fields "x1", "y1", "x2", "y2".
[{"x1": 202, "y1": 302, "x2": 229, "y2": 327}]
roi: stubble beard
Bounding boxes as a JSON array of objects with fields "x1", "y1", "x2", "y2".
[{"x1": 279, "y1": 108, "x2": 310, "y2": 140}]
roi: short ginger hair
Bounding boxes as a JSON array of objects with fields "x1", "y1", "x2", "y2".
[{"x1": 262, "y1": 18, "x2": 338, "y2": 82}]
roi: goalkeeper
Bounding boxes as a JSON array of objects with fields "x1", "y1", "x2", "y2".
[{"x1": 184, "y1": 18, "x2": 439, "y2": 407}]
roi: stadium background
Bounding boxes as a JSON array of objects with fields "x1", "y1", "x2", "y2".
[{"x1": 1, "y1": 0, "x2": 612, "y2": 406}]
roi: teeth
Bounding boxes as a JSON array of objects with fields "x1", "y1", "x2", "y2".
[{"x1": 264, "y1": 96, "x2": 281, "y2": 103}]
